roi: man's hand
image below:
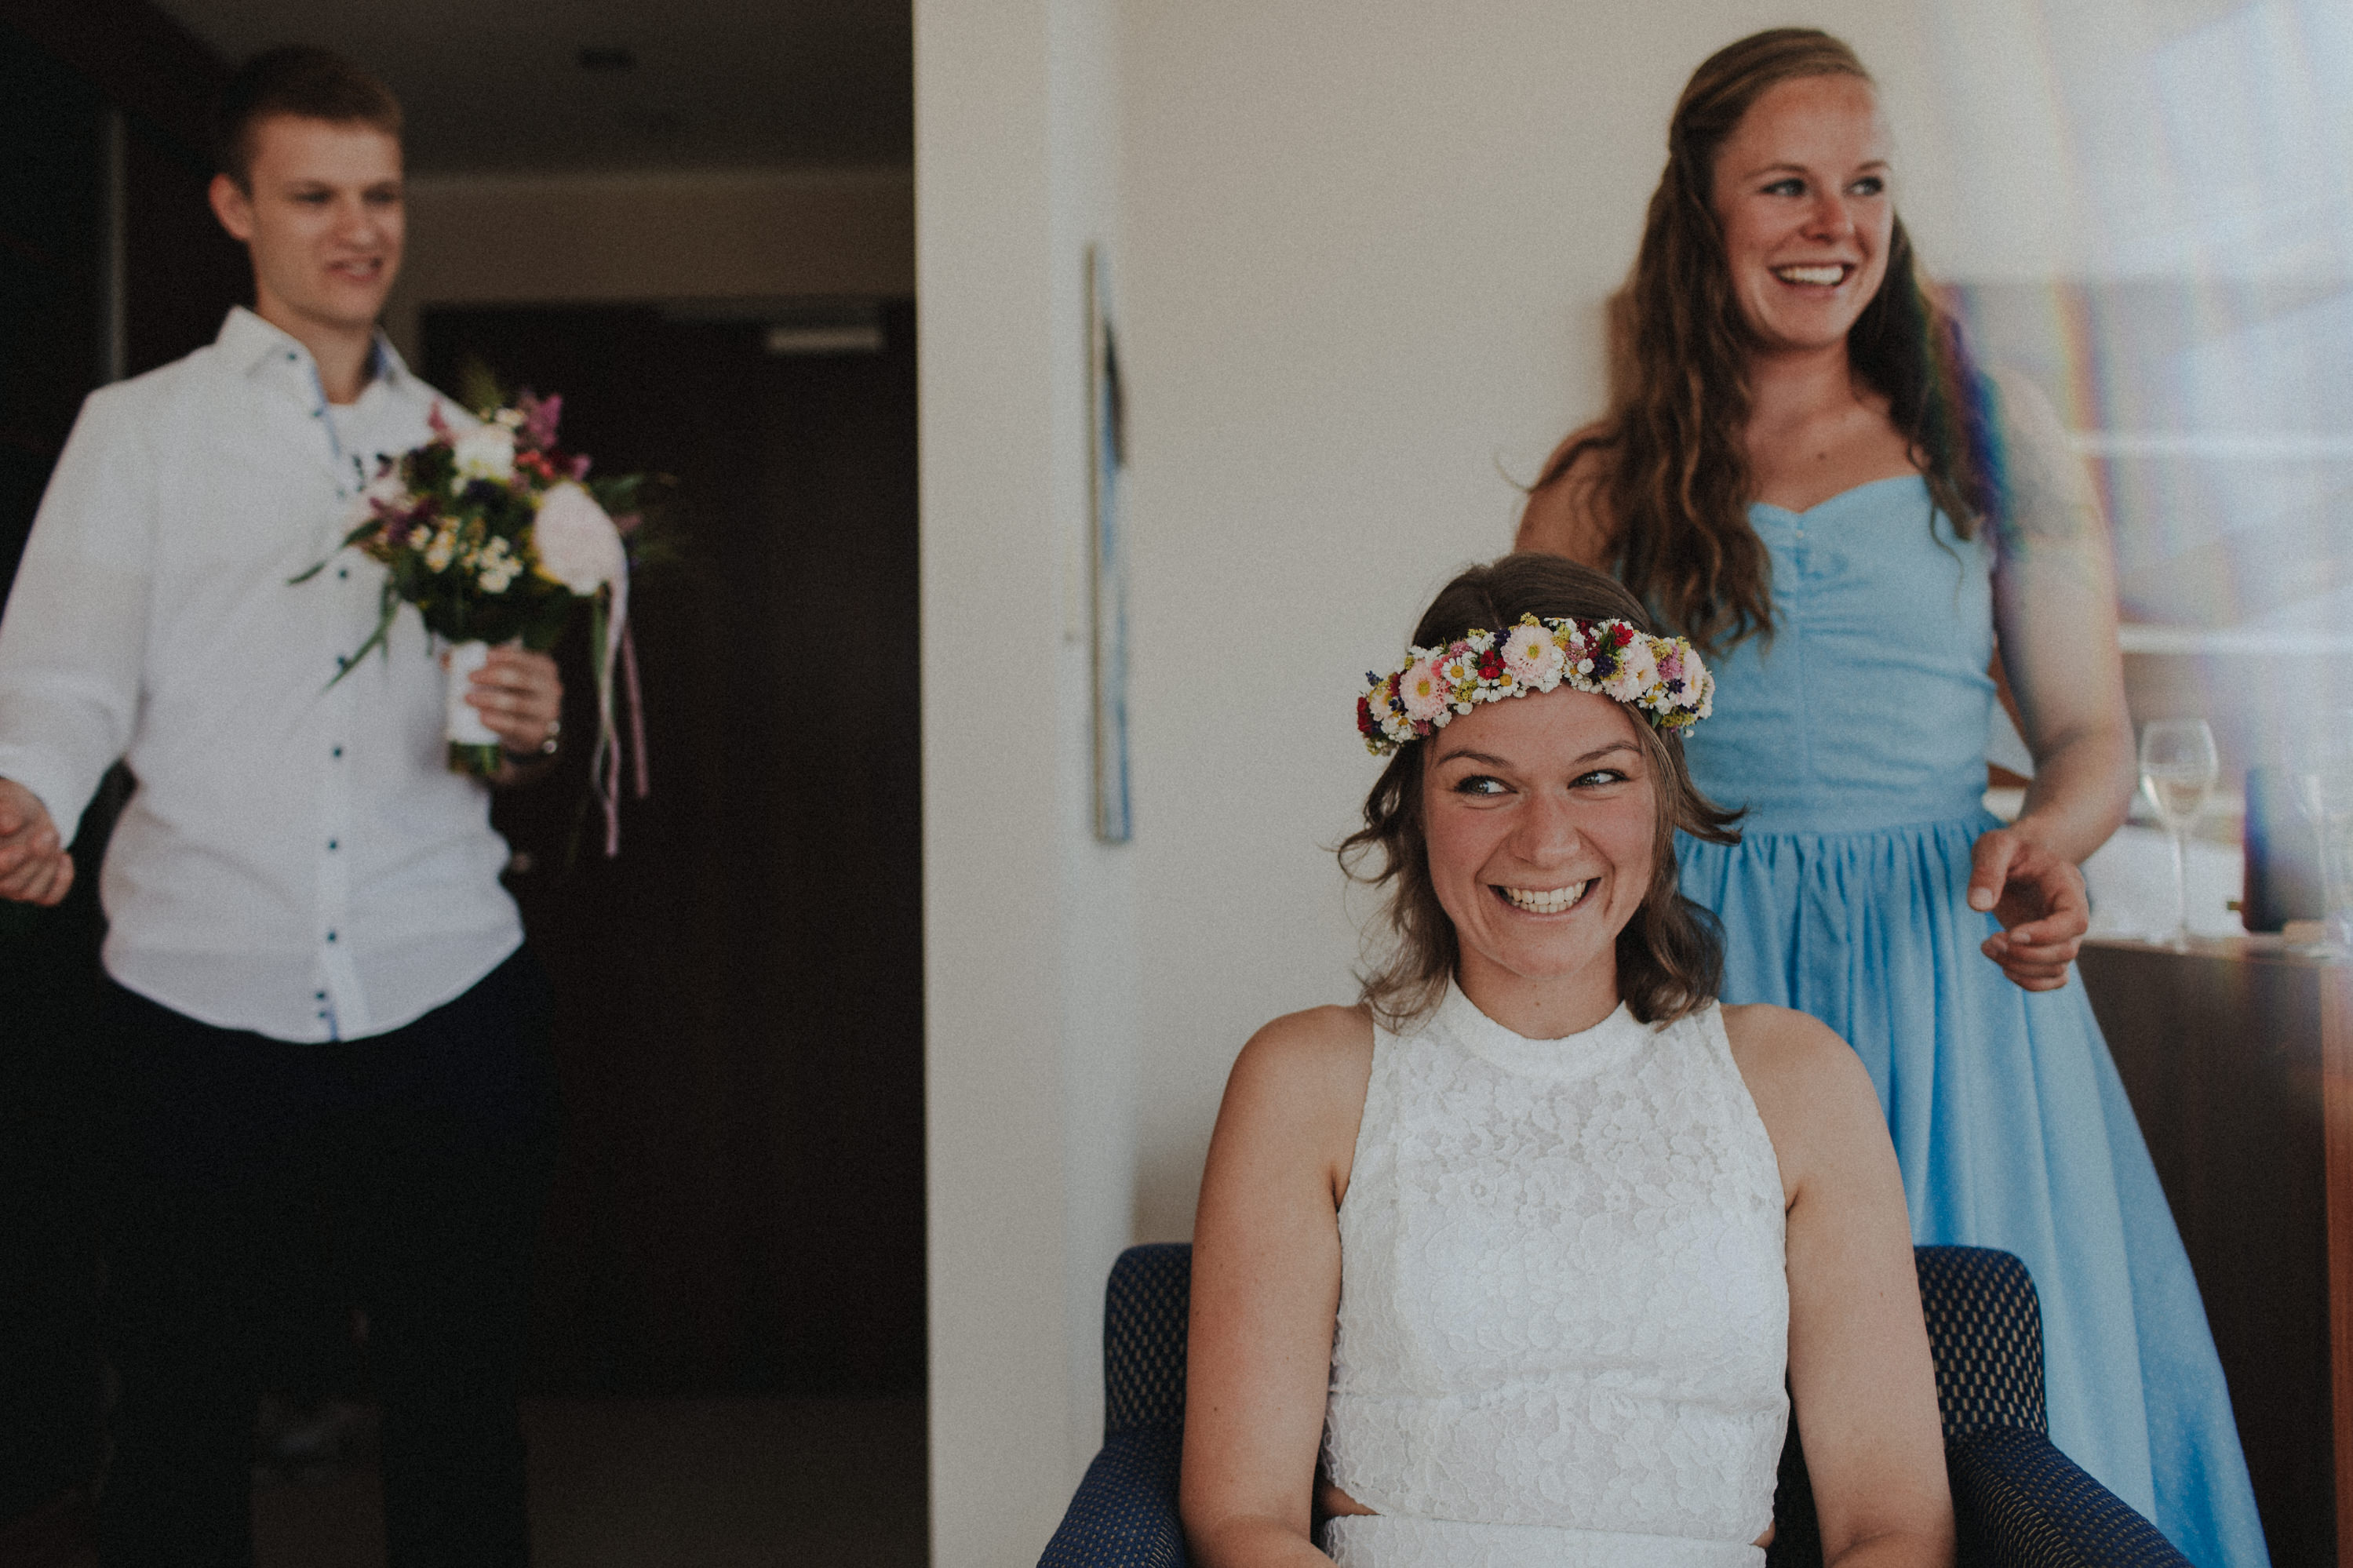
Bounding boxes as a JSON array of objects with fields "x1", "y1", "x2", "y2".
[
  {"x1": 0, "y1": 777, "x2": 74, "y2": 906},
  {"x1": 466, "y1": 647, "x2": 563, "y2": 758},
  {"x1": 1968, "y1": 827, "x2": 2089, "y2": 991}
]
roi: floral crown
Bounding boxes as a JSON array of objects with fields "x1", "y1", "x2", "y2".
[{"x1": 1356, "y1": 613, "x2": 1714, "y2": 756}]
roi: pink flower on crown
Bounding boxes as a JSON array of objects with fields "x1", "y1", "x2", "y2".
[
  {"x1": 1501, "y1": 621, "x2": 1562, "y2": 686},
  {"x1": 1553, "y1": 621, "x2": 1591, "y2": 671},
  {"x1": 1660, "y1": 642, "x2": 1708, "y2": 705},
  {"x1": 1602, "y1": 635, "x2": 1659, "y2": 702},
  {"x1": 1397, "y1": 657, "x2": 1450, "y2": 722}
]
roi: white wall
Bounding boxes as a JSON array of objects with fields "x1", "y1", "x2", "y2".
[
  {"x1": 381, "y1": 167, "x2": 914, "y2": 362},
  {"x1": 916, "y1": 0, "x2": 1132, "y2": 1563},
  {"x1": 1113, "y1": 0, "x2": 2004, "y2": 1243},
  {"x1": 1044, "y1": 0, "x2": 1144, "y2": 1468}
]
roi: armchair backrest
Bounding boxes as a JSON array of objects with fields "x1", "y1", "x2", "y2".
[
  {"x1": 1095, "y1": 1240, "x2": 2045, "y2": 1442},
  {"x1": 1103, "y1": 1242, "x2": 1193, "y2": 1436},
  {"x1": 1068, "y1": 1242, "x2": 2184, "y2": 1568},
  {"x1": 1914, "y1": 1244, "x2": 2046, "y2": 1437},
  {"x1": 1764, "y1": 1246, "x2": 2045, "y2": 1566}
]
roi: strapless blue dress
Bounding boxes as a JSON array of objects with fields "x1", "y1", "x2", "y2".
[{"x1": 1674, "y1": 476, "x2": 2267, "y2": 1568}]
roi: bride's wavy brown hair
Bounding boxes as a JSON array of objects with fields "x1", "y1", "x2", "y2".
[
  {"x1": 1539, "y1": 27, "x2": 1999, "y2": 653},
  {"x1": 1340, "y1": 555, "x2": 1741, "y2": 1030}
]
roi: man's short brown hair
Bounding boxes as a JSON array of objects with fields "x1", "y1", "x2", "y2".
[{"x1": 214, "y1": 46, "x2": 402, "y2": 188}]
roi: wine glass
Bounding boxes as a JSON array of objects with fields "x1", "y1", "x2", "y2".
[
  {"x1": 2139, "y1": 719, "x2": 2218, "y2": 949},
  {"x1": 2288, "y1": 708, "x2": 2353, "y2": 950}
]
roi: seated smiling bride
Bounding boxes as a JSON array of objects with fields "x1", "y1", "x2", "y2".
[{"x1": 1180, "y1": 554, "x2": 1954, "y2": 1568}]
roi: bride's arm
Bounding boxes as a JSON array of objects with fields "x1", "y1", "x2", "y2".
[
  {"x1": 1728, "y1": 1004, "x2": 1955, "y2": 1568},
  {"x1": 1180, "y1": 1006, "x2": 1375, "y2": 1568}
]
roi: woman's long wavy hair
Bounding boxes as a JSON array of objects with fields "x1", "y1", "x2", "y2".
[
  {"x1": 1539, "y1": 27, "x2": 2000, "y2": 653},
  {"x1": 1339, "y1": 555, "x2": 1742, "y2": 1030}
]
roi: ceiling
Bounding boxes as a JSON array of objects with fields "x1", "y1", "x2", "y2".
[{"x1": 152, "y1": 0, "x2": 910, "y2": 175}]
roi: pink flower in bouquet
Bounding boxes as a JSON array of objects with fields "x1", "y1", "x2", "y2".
[
  {"x1": 521, "y1": 393, "x2": 563, "y2": 449},
  {"x1": 343, "y1": 467, "x2": 410, "y2": 530},
  {"x1": 360, "y1": 469, "x2": 408, "y2": 510},
  {"x1": 533, "y1": 481, "x2": 626, "y2": 594}
]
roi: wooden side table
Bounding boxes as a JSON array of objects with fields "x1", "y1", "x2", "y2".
[{"x1": 2078, "y1": 937, "x2": 2353, "y2": 1566}]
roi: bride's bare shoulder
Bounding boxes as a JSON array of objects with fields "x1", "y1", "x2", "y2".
[
  {"x1": 1720, "y1": 1001, "x2": 1849, "y2": 1069},
  {"x1": 1719, "y1": 1002, "x2": 1885, "y2": 1185},
  {"x1": 1720, "y1": 1002, "x2": 1867, "y2": 1100},
  {"x1": 1205, "y1": 1005, "x2": 1379, "y2": 1195},
  {"x1": 1228, "y1": 1004, "x2": 1375, "y2": 1094},
  {"x1": 1219, "y1": 1006, "x2": 1375, "y2": 1126}
]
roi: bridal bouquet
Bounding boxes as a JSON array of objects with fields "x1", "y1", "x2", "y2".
[{"x1": 300, "y1": 391, "x2": 650, "y2": 850}]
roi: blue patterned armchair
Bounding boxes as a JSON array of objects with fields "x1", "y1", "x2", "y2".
[{"x1": 1038, "y1": 1242, "x2": 2192, "y2": 1568}]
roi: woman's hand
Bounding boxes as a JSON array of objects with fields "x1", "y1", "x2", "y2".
[
  {"x1": 467, "y1": 647, "x2": 564, "y2": 783},
  {"x1": 1967, "y1": 827, "x2": 2091, "y2": 991},
  {"x1": 0, "y1": 777, "x2": 72, "y2": 905}
]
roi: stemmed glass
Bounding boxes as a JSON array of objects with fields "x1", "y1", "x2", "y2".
[
  {"x1": 2288, "y1": 708, "x2": 2353, "y2": 951},
  {"x1": 2138, "y1": 719, "x2": 2218, "y2": 949}
]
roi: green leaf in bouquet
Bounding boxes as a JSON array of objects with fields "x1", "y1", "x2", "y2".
[
  {"x1": 412, "y1": 443, "x2": 454, "y2": 492},
  {"x1": 456, "y1": 355, "x2": 509, "y2": 420},
  {"x1": 592, "y1": 471, "x2": 685, "y2": 571},
  {"x1": 322, "y1": 578, "x2": 406, "y2": 689},
  {"x1": 518, "y1": 591, "x2": 574, "y2": 653},
  {"x1": 588, "y1": 472, "x2": 643, "y2": 512},
  {"x1": 450, "y1": 740, "x2": 504, "y2": 777},
  {"x1": 291, "y1": 507, "x2": 413, "y2": 586}
]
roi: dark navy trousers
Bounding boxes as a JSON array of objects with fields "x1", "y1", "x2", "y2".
[{"x1": 94, "y1": 949, "x2": 558, "y2": 1568}]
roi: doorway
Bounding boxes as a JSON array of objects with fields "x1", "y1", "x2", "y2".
[{"x1": 417, "y1": 299, "x2": 924, "y2": 1400}]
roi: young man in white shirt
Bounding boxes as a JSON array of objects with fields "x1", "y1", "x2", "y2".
[{"x1": 0, "y1": 49, "x2": 563, "y2": 1567}]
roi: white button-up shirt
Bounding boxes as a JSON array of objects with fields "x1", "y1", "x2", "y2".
[{"x1": 0, "y1": 307, "x2": 521, "y2": 1042}]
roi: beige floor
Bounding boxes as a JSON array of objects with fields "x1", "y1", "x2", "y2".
[{"x1": 250, "y1": 1395, "x2": 928, "y2": 1568}]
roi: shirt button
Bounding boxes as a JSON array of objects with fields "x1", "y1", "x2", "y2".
[
  {"x1": 337, "y1": 568, "x2": 348, "y2": 580},
  {"x1": 326, "y1": 930, "x2": 338, "y2": 944},
  {"x1": 327, "y1": 839, "x2": 338, "y2": 851},
  {"x1": 332, "y1": 746, "x2": 344, "y2": 759},
  {"x1": 315, "y1": 990, "x2": 328, "y2": 1001}
]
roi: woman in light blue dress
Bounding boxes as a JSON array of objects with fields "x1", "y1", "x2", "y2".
[{"x1": 1517, "y1": 27, "x2": 2267, "y2": 1567}]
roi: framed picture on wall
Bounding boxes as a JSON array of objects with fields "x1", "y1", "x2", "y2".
[{"x1": 1088, "y1": 243, "x2": 1131, "y2": 843}]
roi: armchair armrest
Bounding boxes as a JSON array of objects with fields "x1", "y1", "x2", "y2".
[
  {"x1": 1949, "y1": 1426, "x2": 2191, "y2": 1568},
  {"x1": 1038, "y1": 1427, "x2": 1187, "y2": 1568}
]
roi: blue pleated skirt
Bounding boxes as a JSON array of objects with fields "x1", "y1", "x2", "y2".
[{"x1": 1678, "y1": 812, "x2": 2270, "y2": 1568}]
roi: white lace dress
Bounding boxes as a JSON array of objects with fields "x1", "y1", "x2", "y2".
[{"x1": 1321, "y1": 983, "x2": 1789, "y2": 1567}]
